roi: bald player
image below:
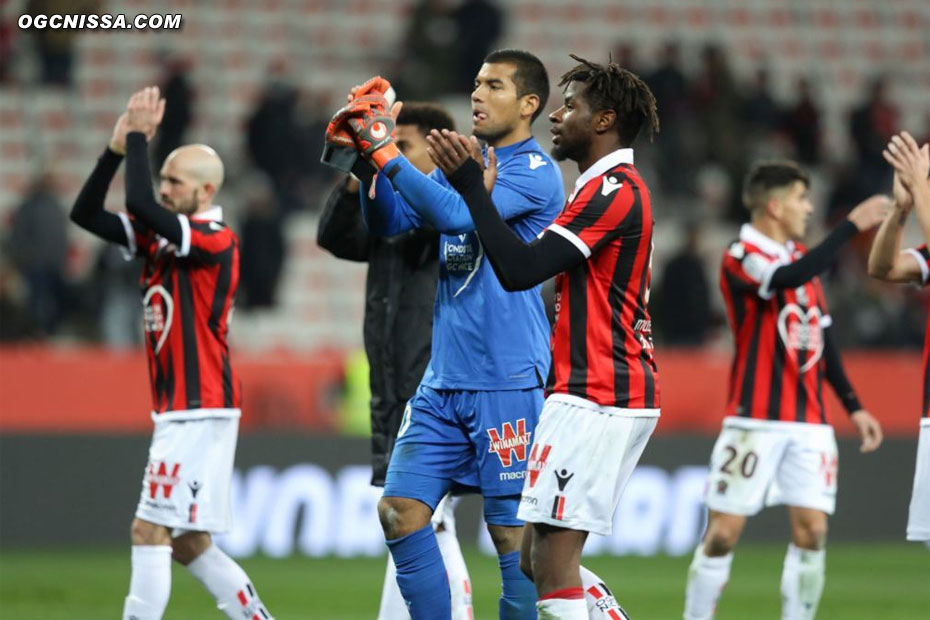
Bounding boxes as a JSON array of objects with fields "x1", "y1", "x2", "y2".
[{"x1": 71, "y1": 87, "x2": 274, "y2": 620}]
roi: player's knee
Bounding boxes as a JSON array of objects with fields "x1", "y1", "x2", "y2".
[
  {"x1": 703, "y1": 525, "x2": 739, "y2": 556},
  {"x1": 487, "y1": 524, "x2": 522, "y2": 555},
  {"x1": 171, "y1": 532, "x2": 212, "y2": 565},
  {"x1": 793, "y1": 519, "x2": 828, "y2": 550},
  {"x1": 378, "y1": 496, "x2": 429, "y2": 540},
  {"x1": 130, "y1": 517, "x2": 170, "y2": 546}
]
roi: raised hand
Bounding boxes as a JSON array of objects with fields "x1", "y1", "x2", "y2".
[
  {"x1": 847, "y1": 194, "x2": 892, "y2": 232},
  {"x1": 125, "y1": 86, "x2": 166, "y2": 140},
  {"x1": 883, "y1": 131, "x2": 930, "y2": 192},
  {"x1": 109, "y1": 112, "x2": 130, "y2": 155}
]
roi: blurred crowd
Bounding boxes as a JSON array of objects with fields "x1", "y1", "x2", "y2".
[{"x1": 1, "y1": 0, "x2": 927, "y2": 353}]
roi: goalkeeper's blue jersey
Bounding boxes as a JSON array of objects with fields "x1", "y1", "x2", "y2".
[{"x1": 362, "y1": 137, "x2": 564, "y2": 391}]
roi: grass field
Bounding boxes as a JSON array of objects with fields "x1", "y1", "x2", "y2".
[{"x1": 1, "y1": 544, "x2": 927, "y2": 619}]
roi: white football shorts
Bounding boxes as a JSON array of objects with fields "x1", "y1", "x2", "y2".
[
  {"x1": 906, "y1": 418, "x2": 930, "y2": 542},
  {"x1": 135, "y1": 413, "x2": 240, "y2": 533},
  {"x1": 704, "y1": 416, "x2": 838, "y2": 516},
  {"x1": 516, "y1": 393, "x2": 658, "y2": 535}
]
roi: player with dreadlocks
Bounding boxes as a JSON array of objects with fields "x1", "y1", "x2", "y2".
[{"x1": 428, "y1": 55, "x2": 661, "y2": 619}]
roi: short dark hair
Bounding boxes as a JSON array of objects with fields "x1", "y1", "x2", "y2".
[
  {"x1": 559, "y1": 54, "x2": 659, "y2": 145},
  {"x1": 742, "y1": 160, "x2": 810, "y2": 212},
  {"x1": 396, "y1": 102, "x2": 455, "y2": 135},
  {"x1": 483, "y1": 49, "x2": 550, "y2": 123}
]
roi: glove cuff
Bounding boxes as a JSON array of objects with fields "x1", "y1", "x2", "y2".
[{"x1": 370, "y1": 143, "x2": 400, "y2": 170}]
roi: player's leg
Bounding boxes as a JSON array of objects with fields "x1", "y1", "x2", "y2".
[
  {"x1": 686, "y1": 420, "x2": 788, "y2": 619},
  {"x1": 470, "y1": 388, "x2": 546, "y2": 619},
  {"x1": 174, "y1": 532, "x2": 274, "y2": 620},
  {"x1": 907, "y1": 419, "x2": 930, "y2": 542},
  {"x1": 768, "y1": 425, "x2": 836, "y2": 620},
  {"x1": 377, "y1": 553, "x2": 409, "y2": 620},
  {"x1": 781, "y1": 508, "x2": 828, "y2": 620},
  {"x1": 379, "y1": 389, "x2": 468, "y2": 619},
  {"x1": 580, "y1": 566, "x2": 631, "y2": 619},
  {"x1": 433, "y1": 496, "x2": 474, "y2": 620},
  {"x1": 124, "y1": 517, "x2": 173, "y2": 620},
  {"x1": 684, "y1": 511, "x2": 746, "y2": 620},
  {"x1": 517, "y1": 397, "x2": 657, "y2": 619}
]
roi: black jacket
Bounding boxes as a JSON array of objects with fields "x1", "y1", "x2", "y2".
[{"x1": 317, "y1": 179, "x2": 438, "y2": 485}]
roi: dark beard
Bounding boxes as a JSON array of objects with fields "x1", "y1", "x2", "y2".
[{"x1": 551, "y1": 137, "x2": 589, "y2": 163}]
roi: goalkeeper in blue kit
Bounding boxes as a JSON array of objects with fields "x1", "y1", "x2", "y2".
[{"x1": 326, "y1": 50, "x2": 561, "y2": 619}]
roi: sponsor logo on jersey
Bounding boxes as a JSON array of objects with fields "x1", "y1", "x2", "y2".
[
  {"x1": 188, "y1": 480, "x2": 202, "y2": 498},
  {"x1": 487, "y1": 418, "x2": 531, "y2": 467},
  {"x1": 147, "y1": 461, "x2": 181, "y2": 499},
  {"x1": 499, "y1": 470, "x2": 527, "y2": 481}
]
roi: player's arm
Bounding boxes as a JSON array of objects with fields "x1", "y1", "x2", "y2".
[
  {"x1": 70, "y1": 147, "x2": 130, "y2": 245},
  {"x1": 123, "y1": 87, "x2": 185, "y2": 246},
  {"x1": 766, "y1": 195, "x2": 889, "y2": 290},
  {"x1": 317, "y1": 176, "x2": 370, "y2": 262},
  {"x1": 70, "y1": 112, "x2": 135, "y2": 245},
  {"x1": 882, "y1": 131, "x2": 930, "y2": 245},
  {"x1": 822, "y1": 326, "x2": 883, "y2": 452},
  {"x1": 867, "y1": 181, "x2": 924, "y2": 284},
  {"x1": 444, "y1": 157, "x2": 584, "y2": 291}
]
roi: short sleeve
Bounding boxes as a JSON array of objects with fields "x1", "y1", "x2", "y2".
[
  {"x1": 722, "y1": 241, "x2": 784, "y2": 300},
  {"x1": 547, "y1": 172, "x2": 637, "y2": 259},
  {"x1": 904, "y1": 244, "x2": 930, "y2": 286},
  {"x1": 116, "y1": 212, "x2": 154, "y2": 261},
  {"x1": 184, "y1": 220, "x2": 236, "y2": 262}
]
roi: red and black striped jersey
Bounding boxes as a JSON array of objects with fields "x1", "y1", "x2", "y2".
[
  {"x1": 117, "y1": 206, "x2": 241, "y2": 418},
  {"x1": 904, "y1": 244, "x2": 930, "y2": 417},
  {"x1": 721, "y1": 224, "x2": 833, "y2": 424},
  {"x1": 545, "y1": 148, "x2": 660, "y2": 411}
]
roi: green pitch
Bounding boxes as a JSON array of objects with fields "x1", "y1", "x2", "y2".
[{"x1": 1, "y1": 544, "x2": 927, "y2": 619}]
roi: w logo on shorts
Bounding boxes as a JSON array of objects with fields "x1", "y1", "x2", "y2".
[
  {"x1": 487, "y1": 418, "x2": 531, "y2": 467},
  {"x1": 147, "y1": 461, "x2": 181, "y2": 499}
]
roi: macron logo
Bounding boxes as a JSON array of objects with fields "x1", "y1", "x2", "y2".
[
  {"x1": 601, "y1": 175, "x2": 622, "y2": 196},
  {"x1": 528, "y1": 154, "x2": 547, "y2": 170}
]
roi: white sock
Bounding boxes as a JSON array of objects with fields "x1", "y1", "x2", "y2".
[
  {"x1": 435, "y1": 524, "x2": 473, "y2": 620},
  {"x1": 580, "y1": 565, "x2": 629, "y2": 619},
  {"x1": 780, "y1": 544, "x2": 825, "y2": 620},
  {"x1": 123, "y1": 545, "x2": 172, "y2": 620},
  {"x1": 684, "y1": 546, "x2": 732, "y2": 620},
  {"x1": 186, "y1": 544, "x2": 273, "y2": 620},
  {"x1": 538, "y1": 594, "x2": 588, "y2": 620},
  {"x1": 377, "y1": 554, "x2": 409, "y2": 620}
]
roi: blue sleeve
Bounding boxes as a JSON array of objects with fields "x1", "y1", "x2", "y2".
[
  {"x1": 360, "y1": 170, "x2": 423, "y2": 236},
  {"x1": 490, "y1": 152, "x2": 559, "y2": 221},
  {"x1": 384, "y1": 158, "x2": 474, "y2": 234},
  {"x1": 383, "y1": 152, "x2": 555, "y2": 235}
]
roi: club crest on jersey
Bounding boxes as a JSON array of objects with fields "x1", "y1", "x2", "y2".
[
  {"x1": 527, "y1": 443, "x2": 552, "y2": 488},
  {"x1": 147, "y1": 461, "x2": 181, "y2": 499},
  {"x1": 487, "y1": 418, "x2": 531, "y2": 467},
  {"x1": 601, "y1": 175, "x2": 623, "y2": 196},
  {"x1": 528, "y1": 153, "x2": 547, "y2": 170},
  {"x1": 142, "y1": 284, "x2": 174, "y2": 354},
  {"x1": 777, "y1": 303, "x2": 824, "y2": 372}
]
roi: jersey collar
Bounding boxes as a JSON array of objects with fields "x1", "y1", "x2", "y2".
[
  {"x1": 573, "y1": 148, "x2": 634, "y2": 195},
  {"x1": 491, "y1": 136, "x2": 535, "y2": 159},
  {"x1": 191, "y1": 205, "x2": 223, "y2": 222},
  {"x1": 740, "y1": 223, "x2": 795, "y2": 260}
]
